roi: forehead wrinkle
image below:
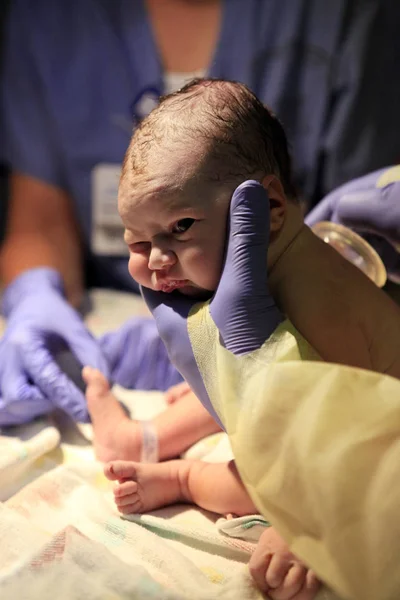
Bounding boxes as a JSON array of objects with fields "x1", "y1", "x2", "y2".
[
  {"x1": 118, "y1": 171, "x2": 175, "y2": 218},
  {"x1": 119, "y1": 155, "x2": 204, "y2": 221}
]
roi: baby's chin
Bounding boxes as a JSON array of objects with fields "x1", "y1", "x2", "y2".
[{"x1": 178, "y1": 284, "x2": 214, "y2": 301}]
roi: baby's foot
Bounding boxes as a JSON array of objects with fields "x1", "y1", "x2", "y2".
[
  {"x1": 83, "y1": 366, "x2": 142, "y2": 463},
  {"x1": 104, "y1": 459, "x2": 187, "y2": 514},
  {"x1": 249, "y1": 527, "x2": 320, "y2": 600}
]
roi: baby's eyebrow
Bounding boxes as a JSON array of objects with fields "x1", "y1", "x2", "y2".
[
  {"x1": 123, "y1": 229, "x2": 139, "y2": 243},
  {"x1": 121, "y1": 217, "x2": 145, "y2": 239}
]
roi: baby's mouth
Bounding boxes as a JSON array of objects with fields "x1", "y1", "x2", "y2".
[{"x1": 154, "y1": 279, "x2": 190, "y2": 293}]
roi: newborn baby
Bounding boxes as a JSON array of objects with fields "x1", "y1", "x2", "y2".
[{"x1": 84, "y1": 78, "x2": 400, "y2": 599}]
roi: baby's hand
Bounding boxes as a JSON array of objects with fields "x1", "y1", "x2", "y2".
[{"x1": 249, "y1": 528, "x2": 320, "y2": 600}]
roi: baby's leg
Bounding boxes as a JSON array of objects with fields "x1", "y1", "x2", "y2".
[
  {"x1": 83, "y1": 367, "x2": 220, "y2": 463},
  {"x1": 83, "y1": 366, "x2": 139, "y2": 462},
  {"x1": 105, "y1": 458, "x2": 257, "y2": 515}
]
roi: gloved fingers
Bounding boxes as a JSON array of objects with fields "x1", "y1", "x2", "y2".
[
  {"x1": 304, "y1": 171, "x2": 378, "y2": 227},
  {"x1": 0, "y1": 345, "x2": 54, "y2": 425},
  {"x1": 304, "y1": 193, "x2": 335, "y2": 226},
  {"x1": 0, "y1": 392, "x2": 53, "y2": 426},
  {"x1": 211, "y1": 180, "x2": 282, "y2": 354},
  {"x1": 104, "y1": 319, "x2": 148, "y2": 388},
  {"x1": 98, "y1": 319, "x2": 145, "y2": 368},
  {"x1": 22, "y1": 339, "x2": 90, "y2": 422},
  {"x1": 98, "y1": 329, "x2": 122, "y2": 372},
  {"x1": 141, "y1": 287, "x2": 194, "y2": 319},
  {"x1": 161, "y1": 365, "x2": 184, "y2": 391},
  {"x1": 98, "y1": 317, "x2": 175, "y2": 390},
  {"x1": 224, "y1": 180, "x2": 271, "y2": 287},
  {"x1": 336, "y1": 188, "x2": 400, "y2": 246},
  {"x1": 63, "y1": 327, "x2": 110, "y2": 380},
  {"x1": 132, "y1": 318, "x2": 182, "y2": 391},
  {"x1": 305, "y1": 166, "x2": 400, "y2": 232},
  {"x1": 141, "y1": 287, "x2": 195, "y2": 346},
  {"x1": 335, "y1": 189, "x2": 383, "y2": 231},
  {"x1": 0, "y1": 380, "x2": 53, "y2": 426}
]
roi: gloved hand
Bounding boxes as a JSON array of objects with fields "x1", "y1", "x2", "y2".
[
  {"x1": 99, "y1": 317, "x2": 183, "y2": 391},
  {"x1": 141, "y1": 180, "x2": 283, "y2": 426},
  {"x1": 305, "y1": 166, "x2": 400, "y2": 279},
  {"x1": 0, "y1": 268, "x2": 109, "y2": 426}
]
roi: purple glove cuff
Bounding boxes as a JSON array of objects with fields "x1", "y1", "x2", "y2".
[{"x1": 2, "y1": 268, "x2": 65, "y2": 318}]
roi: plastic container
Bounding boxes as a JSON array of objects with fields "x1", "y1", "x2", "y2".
[{"x1": 311, "y1": 221, "x2": 387, "y2": 287}]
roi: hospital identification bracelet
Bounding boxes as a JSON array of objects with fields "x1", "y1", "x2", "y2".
[{"x1": 139, "y1": 420, "x2": 159, "y2": 463}]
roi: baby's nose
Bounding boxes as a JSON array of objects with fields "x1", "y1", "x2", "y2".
[{"x1": 148, "y1": 246, "x2": 177, "y2": 271}]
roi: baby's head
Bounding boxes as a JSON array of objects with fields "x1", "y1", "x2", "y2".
[{"x1": 119, "y1": 78, "x2": 297, "y2": 297}]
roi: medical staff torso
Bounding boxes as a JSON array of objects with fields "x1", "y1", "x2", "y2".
[{"x1": 3, "y1": 0, "x2": 397, "y2": 290}]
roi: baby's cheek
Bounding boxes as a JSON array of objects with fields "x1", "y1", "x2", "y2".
[
  {"x1": 128, "y1": 254, "x2": 149, "y2": 285},
  {"x1": 192, "y1": 246, "x2": 223, "y2": 290}
]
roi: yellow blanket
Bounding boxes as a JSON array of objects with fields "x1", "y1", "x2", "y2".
[{"x1": 189, "y1": 304, "x2": 400, "y2": 600}]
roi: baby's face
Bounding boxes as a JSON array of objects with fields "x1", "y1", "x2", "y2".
[{"x1": 119, "y1": 168, "x2": 233, "y2": 297}]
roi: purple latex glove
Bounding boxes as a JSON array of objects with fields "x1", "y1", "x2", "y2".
[
  {"x1": 305, "y1": 167, "x2": 400, "y2": 279},
  {"x1": 142, "y1": 181, "x2": 283, "y2": 426},
  {"x1": 0, "y1": 268, "x2": 109, "y2": 425},
  {"x1": 99, "y1": 317, "x2": 183, "y2": 391}
]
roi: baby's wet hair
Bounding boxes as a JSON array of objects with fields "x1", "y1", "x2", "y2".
[{"x1": 122, "y1": 78, "x2": 297, "y2": 199}]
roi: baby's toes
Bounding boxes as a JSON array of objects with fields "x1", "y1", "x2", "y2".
[
  {"x1": 113, "y1": 483, "x2": 142, "y2": 513},
  {"x1": 104, "y1": 460, "x2": 138, "y2": 481},
  {"x1": 114, "y1": 480, "x2": 138, "y2": 498},
  {"x1": 118, "y1": 500, "x2": 143, "y2": 515},
  {"x1": 83, "y1": 366, "x2": 110, "y2": 398},
  {"x1": 115, "y1": 492, "x2": 140, "y2": 508}
]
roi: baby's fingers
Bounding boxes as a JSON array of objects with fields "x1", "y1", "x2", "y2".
[
  {"x1": 265, "y1": 552, "x2": 294, "y2": 589},
  {"x1": 248, "y1": 550, "x2": 272, "y2": 593},
  {"x1": 267, "y1": 563, "x2": 307, "y2": 600},
  {"x1": 292, "y1": 570, "x2": 320, "y2": 600}
]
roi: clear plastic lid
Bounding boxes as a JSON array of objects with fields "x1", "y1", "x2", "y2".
[{"x1": 311, "y1": 221, "x2": 387, "y2": 288}]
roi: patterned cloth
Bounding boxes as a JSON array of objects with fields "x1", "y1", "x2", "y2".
[{"x1": 0, "y1": 291, "x2": 338, "y2": 599}]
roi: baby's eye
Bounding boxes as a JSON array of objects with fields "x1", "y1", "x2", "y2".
[{"x1": 172, "y1": 218, "x2": 196, "y2": 235}]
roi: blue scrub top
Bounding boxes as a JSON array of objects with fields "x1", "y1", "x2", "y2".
[{"x1": 2, "y1": 0, "x2": 400, "y2": 290}]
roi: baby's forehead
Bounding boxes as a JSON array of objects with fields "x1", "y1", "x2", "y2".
[
  {"x1": 121, "y1": 140, "x2": 207, "y2": 196},
  {"x1": 118, "y1": 171, "x2": 192, "y2": 220}
]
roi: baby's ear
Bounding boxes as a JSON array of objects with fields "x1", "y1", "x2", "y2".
[{"x1": 261, "y1": 175, "x2": 287, "y2": 233}]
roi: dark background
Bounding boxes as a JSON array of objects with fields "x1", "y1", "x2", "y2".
[{"x1": 0, "y1": 0, "x2": 11, "y2": 243}]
